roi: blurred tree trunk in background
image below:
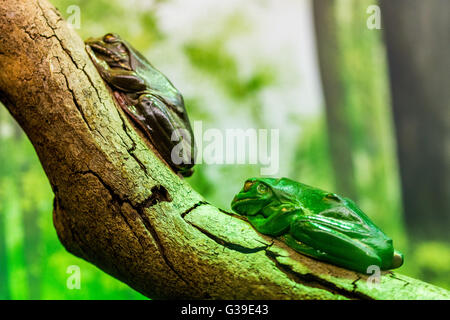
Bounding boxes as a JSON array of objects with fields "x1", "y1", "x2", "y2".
[
  {"x1": 312, "y1": 0, "x2": 357, "y2": 200},
  {"x1": 380, "y1": 0, "x2": 450, "y2": 239},
  {"x1": 311, "y1": 0, "x2": 404, "y2": 238}
]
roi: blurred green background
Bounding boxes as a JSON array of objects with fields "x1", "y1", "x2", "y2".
[{"x1": 0, "y1": 0, "x2": 448, "y2": 299}]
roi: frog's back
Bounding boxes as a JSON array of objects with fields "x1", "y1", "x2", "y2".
[
  {"x1": 271, "y1": 178, "x2": 335, "y2": 211},
  {"x1": 269, "y1": 178, "x2": 382, "y2": 227},
  {"x1": 129, "y1": 43, "x2": 184, "y2": 109}
]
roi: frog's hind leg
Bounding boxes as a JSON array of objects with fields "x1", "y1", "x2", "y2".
[
  {"x1": 135, "y1": 94, "x2": 194, "y2": 173},
  {"x1": 106, "y1": 69, "x2": 147, "y2": 92},
  {"x1": 288, "y1": 219, "x2": 382, "y2": 273},
  {"x1": 282, "y1": 234, "x2": 373, "y2": 273},
  {"x1": 282, "y1": 234, "x2": 329, "y2": 260}
]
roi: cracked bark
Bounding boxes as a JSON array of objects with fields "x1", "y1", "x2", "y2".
[{"x1": 0, "y1": 0, "x2": 449, "y2": 300}]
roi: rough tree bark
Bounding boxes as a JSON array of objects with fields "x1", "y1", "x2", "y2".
[{"x1": 0, "y1": 0, "x2": 448, "y2": 299}]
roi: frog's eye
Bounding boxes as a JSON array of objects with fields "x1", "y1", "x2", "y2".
[
  {"x1": 243, "y1": 181, "x2": 254, "y2": 192},
  {"x1": 325, "y1": 193, "x2": 341, "y2": 202},
  {"x1": 257, "y1": 183, "x2": 269, "y2": 194},
  {"x1": 104, "y1": 33, "x2": 118, "y2": 43}
]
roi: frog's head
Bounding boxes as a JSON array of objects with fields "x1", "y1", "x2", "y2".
[
  {"x1": 231, "y1": 178, "x2": 296, "y2": 216},
  {"x1": 85, "y1": 33, "x2": 131, "y2": 70},
  {"x1": 232, "y1": 177, "x2": 351, "y2": 217}
]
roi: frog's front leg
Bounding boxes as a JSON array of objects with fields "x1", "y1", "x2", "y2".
[
  {"x1": 288, "y1": 216, "x2": 383, "y2": 273},
  {"x1": 247, "y1": 204, "x2": 302, "y2": 236},
  {"x1": 86, "y1": 46, "x2": 146, "y2": 92}
]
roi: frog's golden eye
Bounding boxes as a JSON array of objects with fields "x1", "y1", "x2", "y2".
[
  {"x1": 325, "y1": 193, "x2": 340, "y2": 202},
  {"x1": 257, "y1": 183, "x2": 269, "y2": 194},
  {"x1": 104, "y1": 33, "x2": 117, "y2": 43},
  {"x1": 243, "y1": 181, "x2": 254, "y2": 192}
]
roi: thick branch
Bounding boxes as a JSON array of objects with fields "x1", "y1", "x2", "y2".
[{"x1": 0, "y1": 0, "x2": 448, "y2": 299}]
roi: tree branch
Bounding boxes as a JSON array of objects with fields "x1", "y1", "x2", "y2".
[{"x1": 0, "y1": 0, "x2": 448, "y2": 299}]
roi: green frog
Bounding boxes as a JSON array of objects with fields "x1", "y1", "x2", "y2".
[
  {"x1": 85, "y1": 33, "x2": 195, "y2": 177},
  {"x1": 231, "y1": 177, "x2": 404, "y2": 273}
]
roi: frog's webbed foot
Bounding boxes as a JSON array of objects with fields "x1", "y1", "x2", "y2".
[
  {"x1": 86, "y1": 45, "x2": 115, "y2": 78},
  {"x1": 86, "y1": 45, "x2": 146, "y2": 92},
  {"x1": 288, "y1": 217, "x2": 382, "y2": 273},
  {"x1": 176, "y1": 167, "x2": 194, "y2": 178},
  {"x1": 86, "y1": 45, "x2": 109, "y2": 69}
]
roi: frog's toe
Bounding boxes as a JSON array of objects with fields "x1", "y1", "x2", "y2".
[
  {"x1": 178, "y1": 166, "x2": 194, "y2": 178},
  {"x1": 391, "y1": 250, "x2": 404, "y2": 269}
]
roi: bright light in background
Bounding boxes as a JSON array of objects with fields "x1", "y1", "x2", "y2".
[
  {"x1": 152, "y1": 0, "x2": 324, "y2": 180},
  {"x1": 156, "y1": 0, "x2": 323, "y2": 117}
]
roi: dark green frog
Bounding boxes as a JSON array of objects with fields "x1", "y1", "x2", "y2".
[
  {"x1": 85, "y1": 33, "x2": 195, "y2": 177},
  {"x1": 231, "y1": 177, "x2": 404, "y2": 273}
]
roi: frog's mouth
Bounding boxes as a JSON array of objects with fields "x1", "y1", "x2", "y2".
[{"x1": 231, "y1": 197, "x2": 266, "y2": 216}]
